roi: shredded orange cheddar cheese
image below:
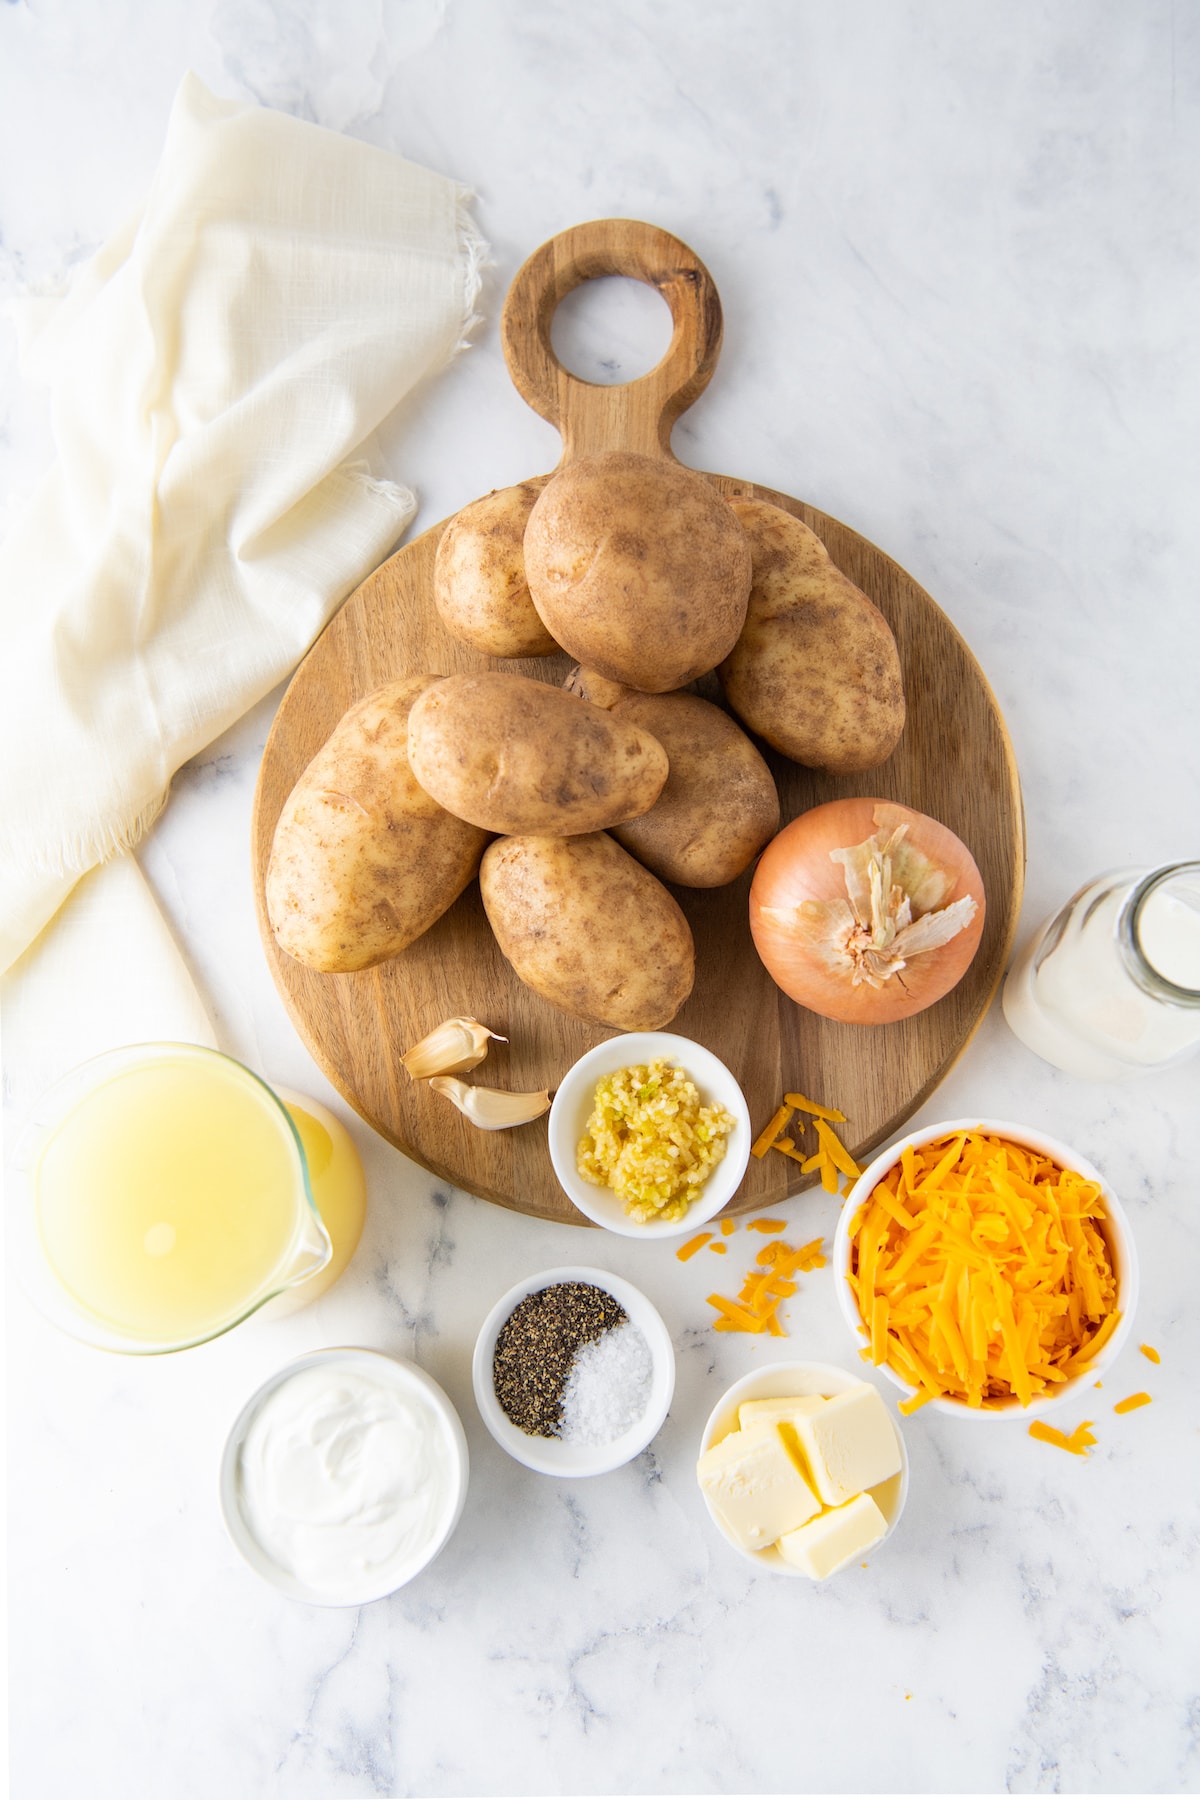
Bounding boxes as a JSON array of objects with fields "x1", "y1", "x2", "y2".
[
  {"x1": 814, "y1": 1118, "x2": 863, "y2": 1181},
  {"x1": 898, "y1": 1386, "x2": 934, "y2": 1416},
  {"x1": 706, "y1": 1235, "x2": 826, "y2": 1335},
  {"x1": 1029, "y1": 1418, "x2": 1097, "y2": 1455},
  {"x1": 847, "y1": 1130, "x2": 1120, "y2": 1410},
  {"x1": 1139, "y1": 1343, "x2": 1161, "y2": 1364},
  {"x1": 676, "y1": 1231, "x2": 712, "y2": 1262},
  {"x1": 1113, "y1": 1391, "x2": 1152, "y2": 1414},
  {"x1": 708, "y1": 1240, "x2": 727, "y2": 1253},
  {"x1": 720, "y1": 1218, "x2": 735, "y2": 1236},
  {"x1": 748, "y1": 1218, "x2": 787, "y2": 1233},
  {"x1": 756, "y1": 1236, "x2": 826, "y2": 1275},
  {"x1": 707, "y1": 1293, "x2": 765, "y2": 1331},
  {"x1": 784, "y1": 1091, "x2": 847, "y2": 1123},
  {"x1": 751, "y1": 1104, "x2": 793, "y2": 1158},
  {"x1": 753, "y1": 1088, "x2": 860, "y2": 1193}
]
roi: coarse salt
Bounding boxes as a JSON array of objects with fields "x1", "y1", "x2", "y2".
[{"x1": 559, "y1": 1319, "x2": 653, "y2": 1446}]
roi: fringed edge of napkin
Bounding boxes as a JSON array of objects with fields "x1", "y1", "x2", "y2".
[
  {"x1": 452, "y1": 184, "x2": 491, "y2": 354},
  {"x1": 18, "y1": 790, "x2": 173, "y2": 881}
]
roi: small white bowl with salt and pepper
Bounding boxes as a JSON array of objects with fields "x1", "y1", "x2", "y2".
[
  {"x1": 546, "y1": 1031, "x2": 753, "y2": 1240},
  {"x1": 471, "y1": 1265, "x2": 676, "y2": 1476}
]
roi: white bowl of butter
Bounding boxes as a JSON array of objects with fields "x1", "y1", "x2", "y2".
[
  {"x1": 220, "y1": 1347, "x2": 469, "y2": 1606},
  {"x1": 697, "y1": 1362, "x2": 908, "y2": 1579}
]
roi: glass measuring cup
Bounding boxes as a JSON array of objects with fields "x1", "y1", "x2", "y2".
[{"x1": 9, "y1": 1042, "x2": 334, "y2": 1353}]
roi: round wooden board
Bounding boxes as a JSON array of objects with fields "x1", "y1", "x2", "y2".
[{"x1": 251, "y1": 220, "x2": 1025, "y2": 1224}]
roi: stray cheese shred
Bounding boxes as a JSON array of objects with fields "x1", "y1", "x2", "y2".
[
  {"x1": 1139, "y1": 1344, "x2": 1161, "y2": 1364},
  {"x1": 706, "y1": 1235, "x2": 826, "y2": 1335},
  {"x1": 751, "y1": 1104, "x2": 793, "y2": 1158},
  {"x1": 847, "y1": 1130, "x2": 1120, "y2": 1410},
  {"x1": 1028, "y1": 1418, "x2": 1097, "y2": 1455},
  {"x1": 784, "y1": 1091, "x2": 846, "y2": 1122},
  {"x1": 751, "y1": 1088, "x2": 861, "y2": 1193},
  {"x1": 676, "y1": 1231, "x2": 712, "y2": 1262},
  {"x1": 1113, "y1": 1391, "x2": 1152, "y2": 1414}
]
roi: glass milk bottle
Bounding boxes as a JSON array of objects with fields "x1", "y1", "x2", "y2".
[{"x1": 1002, "y1": 862, "x2": 1200, "y2": 1079}]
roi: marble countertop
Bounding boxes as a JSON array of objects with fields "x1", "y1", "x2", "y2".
[{"x1": 3, "y1": 4, "x2": 1199, "y2": 1796}]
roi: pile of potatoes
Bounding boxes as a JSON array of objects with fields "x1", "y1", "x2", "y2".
[{"x1": 265, "y1": 450, "x2": 906, "y2": 1032}]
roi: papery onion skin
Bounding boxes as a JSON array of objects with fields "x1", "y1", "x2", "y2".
[{"x1": 748, "y1": 798, "x2": 986, "y2": 1024}]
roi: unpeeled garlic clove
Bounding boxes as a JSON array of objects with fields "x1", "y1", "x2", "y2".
[
  {"x1": 429, "y1": 1076, "x2": 551, "y2": 1130},
  {"x1": 401, "y1": 1017, "x2": 507, "y2": 1080}
]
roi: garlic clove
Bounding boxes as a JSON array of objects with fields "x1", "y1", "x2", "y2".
[
  {"x1": 429, "y1": 1076, "x2": 551, "y2": 1130},
  {"x1": 401, "y1": 1017, "x2": 507, "y2": 1080}
]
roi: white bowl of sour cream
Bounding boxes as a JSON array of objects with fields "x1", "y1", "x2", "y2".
[{"x1": 220, "y1": 1346, "x2": 469, "y2": 1606}]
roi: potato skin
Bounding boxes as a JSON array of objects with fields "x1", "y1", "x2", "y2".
[
  {"x1": 407, "y1": 670, "x2": 668, "y2": 836},
  {"x1": 717, "y1": 497, "x2": 906, "y2": 774},
  {"x1": 480, "y1": 833, "x2": 695, "y2": 1030},
  {"x1": 567, "y1": 668, "x2": 780, "y2": 887},
  {"x1": 432, "y1": 480, "x2": 559, "y2": 658},
  {"x1": 266, "y1": 675, "x2": 489, "y2": 973},
  {"x1": 523, "y1": 450, "x2": 752, "y2": 692}
]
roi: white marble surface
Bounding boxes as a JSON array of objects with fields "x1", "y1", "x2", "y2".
[{"x1": 3, "y1": 3, "x2": 1200, "y2": 1795}]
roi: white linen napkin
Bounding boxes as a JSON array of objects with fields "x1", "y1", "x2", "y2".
[
  {"x1": 0, "y1": 71, "x2": 485, "y2": 980},
  {"x1": 1, "y1": 855, "x2": 220, "y2": 1092}
]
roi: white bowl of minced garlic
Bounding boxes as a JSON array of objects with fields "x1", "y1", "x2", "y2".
[{"x1": 547, "y1": 1032, "x2": 752, "y2": 1239}]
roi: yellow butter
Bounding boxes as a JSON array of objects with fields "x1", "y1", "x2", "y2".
[
  {"x1": 696, "y1": 1423, "x2": 821, "y2": 1551},
  {"x1": 737, "y1": 1395, "x2": 825, "y2": 1432},
  {"x1": 785, "y1": 1383, "x2": 901, "y2": 1507},
  {"x1": 778, "y1": 1491, "x2": 888, "y2": 1579}
]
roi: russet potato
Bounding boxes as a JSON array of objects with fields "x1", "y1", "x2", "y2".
[
  {"x1": 432, "y1": 479, "x2": 559, "y2": 658},
  {"x1": 718, "y1": 496, "x2": 906, "y2": 774},
  {"x1": 265, "y1": 675, "x2": 489, "y2": 973},
  {"x1": 479, "y1": 832, "x2": 695, "y2": 1030},
  {"x1": 522, "y1": 449, "x2": 752, "y2": 692},
  {"x1": 566, "y1": 667, "x2": 780, "y2": 887},
  {"x1": 407, "y1": 670, "x2": 669, "y2": 836}
]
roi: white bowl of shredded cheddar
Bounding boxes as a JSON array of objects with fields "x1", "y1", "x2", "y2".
[
  {"x1": 547, "y1": 1032, "x2": 752, "y2": 1238},
  {"x1": 832, "y1": 1119, "x2": 1139, "y2": 1418}
]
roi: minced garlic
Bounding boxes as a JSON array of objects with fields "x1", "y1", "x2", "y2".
[{"x1": 576, "y1": 1059, "x2": 733, "y2": 1224}]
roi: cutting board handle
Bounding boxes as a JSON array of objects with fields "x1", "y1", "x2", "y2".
[{"x1": 500, "y1": 218, "x2": 723, "y2": 464}]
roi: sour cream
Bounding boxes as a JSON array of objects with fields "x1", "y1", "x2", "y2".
[{"x1": 228, "y1": 1352, "x2": 467, "y2": 1604}]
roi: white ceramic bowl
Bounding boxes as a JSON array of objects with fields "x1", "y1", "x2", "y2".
[
  {"x1": 220, "y1": 1347, "x2": 469, "y2": 1605},
  {"x1": 546, "y1": 1031, "x2": 752, "y2": 1238},
  {"x1": 698, "y1": 1361, "x2": 909, "y2": 1577},
  {"x1": 831, "y1": 1117, "x2": 1139, "y2": 1419},
  {"x1": 472, "y1": 1265, "x2": 676, "y2": 1477}
]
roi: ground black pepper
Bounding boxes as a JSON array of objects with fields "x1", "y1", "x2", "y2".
[{"x1": 493, "y1": 1281, "x2": 626, "y2": 1437}]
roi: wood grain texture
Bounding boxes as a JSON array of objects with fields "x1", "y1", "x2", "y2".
[{"x1": 251, "y1": 219, "x2": 1025, "y2": 1224}]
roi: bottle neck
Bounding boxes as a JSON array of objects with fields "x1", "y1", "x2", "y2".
[{"x1": 1118, "y1": 863, "x2": 1200, "y2": 1009}]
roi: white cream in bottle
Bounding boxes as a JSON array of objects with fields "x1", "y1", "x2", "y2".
[
  {"x1": 1003, "y1": 863, "x2": 1200, "y2": 1079},
  {"x1": 236, "y1": 1359, "x2": 458, "y2": 1601}
]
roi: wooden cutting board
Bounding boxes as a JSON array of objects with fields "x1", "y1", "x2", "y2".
[{"x1": 251, "y1": 218, "x2": 1025, "y2": 1224}]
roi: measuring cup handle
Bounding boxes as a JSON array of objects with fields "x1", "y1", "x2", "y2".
[{"x1": 500, "y1": 217, "x2": 724, "y2": 464}]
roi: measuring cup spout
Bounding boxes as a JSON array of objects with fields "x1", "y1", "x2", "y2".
[{"x1": 282, "y1": 1203, "x2": 333, "y2": 1292}]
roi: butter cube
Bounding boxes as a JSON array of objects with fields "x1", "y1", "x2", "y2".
[
  {"x1": 785, "y1": 1382, "x2": 901, "y2": 1506},
  {"x1": 777, "y1": 1491, "x2": 888, "y2": 1580},
  {"x1": 696, "y1": 1423, "x2": 821, "y2": 1551},
  {"x1": 737, "y1": 1395, "x2": 825, "y2": 1432}
]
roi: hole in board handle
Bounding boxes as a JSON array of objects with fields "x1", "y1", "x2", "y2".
[{"x1": 549, "y1": 274, "x2": 675, "y2": 386}]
